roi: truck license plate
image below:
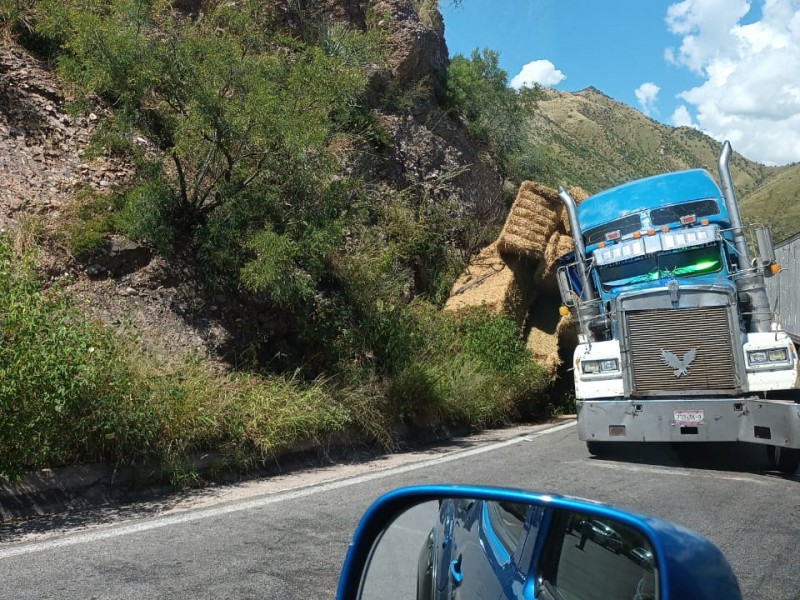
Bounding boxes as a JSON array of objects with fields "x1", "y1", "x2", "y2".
[{"x1": 673, "y1": 410, "x2": 704, "y2": 426}]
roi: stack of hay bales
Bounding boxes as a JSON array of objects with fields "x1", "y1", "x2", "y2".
[{"x1": 446, "y1": 181, "x2": 588, "y2": 378}]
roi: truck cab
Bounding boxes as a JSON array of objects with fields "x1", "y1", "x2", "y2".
[{"x1": 556, "y1": 143, "x2": 800, "y2": 472}]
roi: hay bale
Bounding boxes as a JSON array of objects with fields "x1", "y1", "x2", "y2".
[
  {"x1": 497, "y1": 181, "x2": 562, "y2": 258},
  {"x1": 445, "y1": 243, "x2": 517, "y2": 315},
  {"x1": 568, "y1": 186, "x2": 589, "y2": 202},
  {"x1": 445, "y1": 179, "x2": 587, "y2": 380},
  {"x1": 543, "y1": 232, "x2": 575, "y2": 276}
]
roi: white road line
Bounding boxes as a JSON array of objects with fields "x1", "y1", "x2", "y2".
[
  {"x1": 0, "y1": 421, "x2": 576, "y2": 559},
  {"x1": 585, "y1": 459, "x2": 769, "y2": 483}
]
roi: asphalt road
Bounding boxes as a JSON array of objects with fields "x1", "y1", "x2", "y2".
[{"x1": 1, "y1": 420, "x2": 799, "y2": 599}]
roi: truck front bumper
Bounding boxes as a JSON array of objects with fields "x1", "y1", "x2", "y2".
[{"x1": 576, "y1": 397, "x2": 800, "y2": 448}]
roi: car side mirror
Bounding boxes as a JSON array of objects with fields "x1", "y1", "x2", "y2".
[{"x1": 336, "y1": 485, "x2": 741, "y2": 600}]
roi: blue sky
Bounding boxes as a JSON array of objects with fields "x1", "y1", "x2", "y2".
[{"x1": 440, "y1": 0, "x2": 800, "y2": 166}]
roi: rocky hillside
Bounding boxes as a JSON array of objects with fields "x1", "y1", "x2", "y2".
[{"x1": 0, "y1": 0, "x2": 504, "y2": 365}]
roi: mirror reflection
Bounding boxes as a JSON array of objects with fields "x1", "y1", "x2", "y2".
[{"x1": 359, "y1": 498, "x2": 656, "y2": 600}]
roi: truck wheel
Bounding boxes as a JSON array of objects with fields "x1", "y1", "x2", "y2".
[
  {"x1": 766, "y1": 445, "x2": 800, "y2": 474},
  {"x1": 586, "y1": 441, "x2": 611, "y2": 457}
]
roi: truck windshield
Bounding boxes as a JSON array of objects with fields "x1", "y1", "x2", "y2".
[{"x1": 597, "y1": 243, "x2": 722, "y2": 290}]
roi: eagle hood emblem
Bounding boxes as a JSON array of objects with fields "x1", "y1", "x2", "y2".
[{"x1": 660, "y1": 349, "x2": 697, "y2": 377}]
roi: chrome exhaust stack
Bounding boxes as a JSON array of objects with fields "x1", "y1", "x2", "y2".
[
  {"x1": 558, "y1": 187, "x2": 604, "y2": 341},
  {"x1": 718, "y1": 141, "x2": 772, "y2": 332}
]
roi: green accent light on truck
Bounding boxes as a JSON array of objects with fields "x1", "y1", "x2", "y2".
[{"x1": 671, "y1": 259, "x2": 720, "y2": 276}]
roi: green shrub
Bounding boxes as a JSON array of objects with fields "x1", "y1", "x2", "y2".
[
  {"x1": 0, "y1": 236, "x2": 363, "y2": 481},
  {"x1": 384, "y1": 306, "x2": 548, "y2": 427},
  {"x1": 118, "y1": 176, "x2": 176, "y2": 255},
  {"x1": 444, "y1": 48, "x2": 544, "y2": 182},
  {"x1": 0, "y1": 238, "x2": 127, "y2": 478},
  {"x1": 56, "y1": 190, "x2": 117, "y2": 258}
]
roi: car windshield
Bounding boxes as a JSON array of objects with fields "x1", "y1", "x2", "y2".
[{"x1": 596, "y1": 243, "x2": 722, "y2": 290}]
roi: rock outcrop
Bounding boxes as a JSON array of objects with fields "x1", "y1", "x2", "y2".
[{"x1": 0, "y1": 44, "x2": 134, "y2": 232}]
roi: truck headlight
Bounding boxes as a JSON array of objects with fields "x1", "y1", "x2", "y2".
[
  {"x1": 747, "y1": 348, "x2": 789, "y2": 366},
  {"x1": 581, "y1": 359, "x2": 619, "y2": 374},
  {"x1": 768, "y1": 348, "x2": 788, "y2": 362}
]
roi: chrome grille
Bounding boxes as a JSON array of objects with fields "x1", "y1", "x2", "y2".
[{"x1": 626, "y1": 306, "x2": 737, "y2": 395}]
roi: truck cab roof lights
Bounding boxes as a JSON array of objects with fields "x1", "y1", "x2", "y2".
[
  {"x1": 647, "y1": 229, "x2": 656, "y2": 236},
  {"x1": 701, "y1": 219, "x2": 709, "y2": 226},
  {"x1": 661, "y1": 225, "x2": 669, "y2": 233},
  {"x1": 633, "y1": 232, "x2": 642, "y2": 239},
  {"x1": 662, "y1": 227, "x2": 713, "y2": 250},
  {"x1": 594, "y1": 224, "x2": 720, "y2": 267},
  {"x1": 594, "y1": 238, "x2": 648, "y2": 266}
]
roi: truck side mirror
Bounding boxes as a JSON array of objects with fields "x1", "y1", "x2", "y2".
[
  {"x1": 754, "y1": 226, "x2": 779, "y2": 277},
  {"x1": 557, "y1": 268, "x2": 576, "y2": 307}
]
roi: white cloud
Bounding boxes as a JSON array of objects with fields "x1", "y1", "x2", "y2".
[
  {"x1": 665, "y1": 0, "x2": 800, "y2": 165},
  {"x1": 670, "y1": 105, "x2": 698, "y2": 127},
  {"x1": 509, "y1": 60, "x2": 566, "y2": 89},
  {"x1": 665, "y1": 0, "x2": 751, "y2": 73},
  {"x1": 635, "y1": 82, "x2": 661, "y2": 116}
]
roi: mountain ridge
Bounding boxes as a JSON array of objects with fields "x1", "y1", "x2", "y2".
[{"x1": 528, "y1": 86, "x2": 800, "y2": 240}]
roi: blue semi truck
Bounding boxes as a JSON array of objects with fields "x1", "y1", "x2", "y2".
[{"x1": 556, "y1": 141, "x2": 800, "y2": 472}]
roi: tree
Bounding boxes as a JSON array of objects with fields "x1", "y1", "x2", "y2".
[{"x1": 444, "y1": 48, "x2": 543, "y2": 183}]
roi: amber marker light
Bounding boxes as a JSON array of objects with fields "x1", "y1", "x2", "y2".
[
  {"x1": 771, "y1": 263, "x2": 782, "y2": 275},
  {"x1": 647, "y1": 228, "x2": 656, "y2": 236},
  {"x1": 598, "y1": 241, "x2": 605, "y2": 248},
  {"x1": 633, "y1": 231, "x2": 641, "y2": 239},
  {"x1": 661, "y1": 225, "x2": 669, "y2": 233},
  {"x1": 701, "y1": 219, "x2": 709, "y2": 226},
  {"x1": 559, "y1": 306, "x2": 570, "y2": 316}
]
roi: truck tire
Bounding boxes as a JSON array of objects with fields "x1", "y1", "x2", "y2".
[
  {"x1": 586, "y1": 441, "x2": 611, "y2": 457},
  {"x1": 766, "y1": 445, "x2": 800, "y2": 474}
]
